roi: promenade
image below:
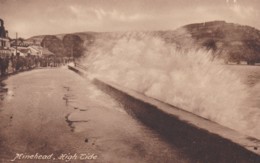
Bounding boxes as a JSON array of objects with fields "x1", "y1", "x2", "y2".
[{"x1": 0, "y1": 67, "x2": 184, "y2": 163}]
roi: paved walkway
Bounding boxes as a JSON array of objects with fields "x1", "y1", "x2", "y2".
[{"x1": 0, "y1": 68, "x2": 186, "y2": 163}]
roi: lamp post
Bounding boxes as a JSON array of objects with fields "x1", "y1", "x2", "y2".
[
  {"x1": 15, "y1": 32, "x2": 18, "y2": 56},
  {"x1": 71, "y1": 44, "x2": 75, "y2": 66}
]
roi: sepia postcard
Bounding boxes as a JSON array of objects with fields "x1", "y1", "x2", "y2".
[{"x1": 0, "y1": 0, "x2": 260, "y2": 162}]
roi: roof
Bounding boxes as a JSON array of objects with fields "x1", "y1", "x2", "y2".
[
  {"x1": 19, "y1": 49, "x2": 31, "y2": 54},
  {"x1": 42, "y1": 48, "x2": 54, "y2": 56},
  {"x1": 28, "y1": 46, "x2": 42, "y2": 56}
]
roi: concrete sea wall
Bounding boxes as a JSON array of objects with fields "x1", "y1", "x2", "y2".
[{"x1": 68, "y1": 65, "x2": 260, "y2": 162}]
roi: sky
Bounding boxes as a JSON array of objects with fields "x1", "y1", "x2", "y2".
[{"x1": 0, "y1": 0, "x2": 259, "y2": 38}]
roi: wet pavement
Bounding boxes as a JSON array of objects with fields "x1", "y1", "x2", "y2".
[{"x1": 0, "y1": 67, "x2": 187, "y2": 163}]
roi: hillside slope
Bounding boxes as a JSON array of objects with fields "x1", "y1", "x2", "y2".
[
  {"x1": 182, "y1": 21, "x2": 260, "y2": 64},
  {"x1": 26, "y1": 21, "x2": 260, "y2": 64}
]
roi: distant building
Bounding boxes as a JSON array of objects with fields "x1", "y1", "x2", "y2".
[
  {"x1": 9, "y1": 33, "x2": 44, "y2": 57},
  {"x1": 10, "y1": 47, "x2": 31, "y2": 57},
  {"x1": 9, "y1": 45, "x2": 45, "y2": 57},
  {"x1": 41, "y1": 48, "x2": 54, "y2": 57},
  {"x1": 0, "y1": 18, "x2": 11, "y2": 56},
  {"x1": 24, "y1": 39, "x2": 41, "y2": 46},
  {"x1": 10, "y1": 38, "x2": 30, "y2": 47},
  {"x1": 28, "y1": 45, "x2": 43, "y2": 56}
]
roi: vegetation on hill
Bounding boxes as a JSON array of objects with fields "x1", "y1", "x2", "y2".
[
  {"x1": 39, "y1": 34, "x2": 85, "y2": 58},
  {"x1": 27, "y1": 21, "x2": 260, "y2": 64},
  {"x1": 63, "y1": 34, "x2": 87, "y2": 58},
  {"x1": 41, "y1": 35, "x2": 64, "y2": 56},
  {"x1": 182, "y1": 21, "x2": 260, "y2": 64}
]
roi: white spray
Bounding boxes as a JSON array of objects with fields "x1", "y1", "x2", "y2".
[{"x1": 83, "y1": 32, "x2": 260, "y2": 139}]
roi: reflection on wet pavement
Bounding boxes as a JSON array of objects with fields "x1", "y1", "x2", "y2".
[{"x1": 0, "y1": 68, "x2": 188, "y2": 163}]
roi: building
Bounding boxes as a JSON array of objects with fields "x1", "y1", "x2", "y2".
[
  {"x1": 10, "y1": 47, "x2": 31, "y2": 57},
  {"x1": 24, "y1": 39, "x2": 41, "y2": 46},
  {"x1": 41, "y1": 48, "x2": 54, "y2": 57},
  {"x1": 1, "y1": 18, "x2": 46, "y2": 58},
  {"x1": 28, "y1": 45, "x2": 43, "y2": 56},
  {"x1": 0, "y1": 18, "x2": 11, "y2": 56}
]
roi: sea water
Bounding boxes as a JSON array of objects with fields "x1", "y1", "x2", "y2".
[{"x1": 82, "y1": 32, "x2": 260, "y2": 139}]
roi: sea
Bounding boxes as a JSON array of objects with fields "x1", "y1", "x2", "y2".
[{"x1": 82, "y1": 32, "x2": 260, "y2": 140}]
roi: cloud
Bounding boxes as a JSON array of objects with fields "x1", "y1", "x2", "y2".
[
  {"x1": 225, "y1": 0, "x2": 258, "y2": 19},
  {"x1": 93, "y1": 8, "x2": 106, "y2": 20},
  {"x1": 226, "y1": 0, "x2": 238, "y2": 4},
  {"x1": 92, "y1": 8, "x2": 147, "y2": 22},
  {"x1": 229, "y1": 3, "x2": 258, "y2": 18},
  {"x1": 69, "y1": 5, "x2": 81, "y2": 15},
  {"x1": 1, "y1": 0, "x2": 260, "y2": 38}
]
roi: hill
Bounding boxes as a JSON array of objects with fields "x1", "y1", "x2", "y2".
[
  {"x1": 180, "y1": 21, "x2": 260, "y2": 64},
  {"x1": 26, "y1": 21, "x2": 260, "y2": 64}
]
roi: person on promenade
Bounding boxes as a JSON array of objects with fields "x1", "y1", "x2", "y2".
[
  {"x1": 15, "y1": 54, "x2": 21, "y2": 71},
  {"x1": 0, "y1": 55, "x2": 7, "y2": 76},
  {"x1": 0, "y1": 56, "x2": 3, "y2": 76},
  {"x1": 3, "y1": 56, "x2": 9, "y2": 74}
]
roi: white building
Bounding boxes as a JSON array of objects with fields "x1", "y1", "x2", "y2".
[{"x1": 0, "y1": 18, "x2": 11, "y2": 56}]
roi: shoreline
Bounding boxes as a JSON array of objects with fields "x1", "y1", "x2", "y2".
[{"x1": 68, "y1": 64, "x2": 260, "y2": 162}]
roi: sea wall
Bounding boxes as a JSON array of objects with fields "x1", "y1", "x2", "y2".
[{"x1": 68, "y1": 65, "x2": 260, "y2": 162}]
